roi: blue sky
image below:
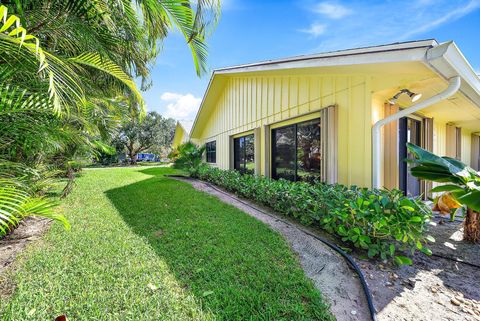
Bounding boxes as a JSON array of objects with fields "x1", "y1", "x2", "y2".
[{"x1": 143, "y1": 0, "x2": 480, "y2": 124}]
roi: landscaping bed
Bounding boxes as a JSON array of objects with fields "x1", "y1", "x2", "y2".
[
  {"x1": 194, "y1": 166, "x2": 434, "y2": 265},
  {"x1": 358, "y1": 216, "x2": 480, "y2": 321}
]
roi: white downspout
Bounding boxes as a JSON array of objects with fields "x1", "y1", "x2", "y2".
[{"x1": 372, "y1": 76, "x2": 461, "y2": 189}]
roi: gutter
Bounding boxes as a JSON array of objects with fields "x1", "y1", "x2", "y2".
[
  {"x1": 371, "y1": 76, "x2": 461, "y2": 189},
  {"x1": 372, "y1": 40, "x2": 480, "y2": 189}
]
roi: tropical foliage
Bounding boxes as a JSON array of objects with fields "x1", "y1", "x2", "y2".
[
  {"x1": 194, "y1": 166, "x2": 434, "y2": 265},
  {"x1": 172, "y1": 141, "x2": 206, "y2": 176},
  {"x1": 407, "y1": 143, "x2": 480, "y2": 242},
  {"x1": 0, "y1": 0, "x2": 219, "y2": 236}
]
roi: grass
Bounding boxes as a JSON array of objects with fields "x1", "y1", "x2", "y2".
[{"x1": 0, "y1": 167, "x2": 333, "y2": 320}]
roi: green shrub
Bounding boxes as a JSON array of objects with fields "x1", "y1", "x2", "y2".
[
  {"x1": 195, "y1": 166, "x2": 434, "y2": 265},
  {"x1": 172, "y1": 142, "x2": 206, "y2": 176}
]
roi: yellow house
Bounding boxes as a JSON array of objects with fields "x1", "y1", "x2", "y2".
[
  {"x1": 172, "y1": 121, "x2": 192, "y2": 149},
  {"x1": 180, "y1": 39, "x2": 480, "y2": 197}
]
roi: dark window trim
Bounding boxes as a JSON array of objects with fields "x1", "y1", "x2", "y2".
[
  {"x1": 233, "y1": 133, "x2": 255, "y2": 174},
  {"x1": 206, "y1": 141, "x2": 216, "y2": 163},
  {"x1": 271, "y1": 118, "x2": 321, "y2": 182},
  {"x1": 399, "y1": 117, "x2": 423, "y2": 196}
]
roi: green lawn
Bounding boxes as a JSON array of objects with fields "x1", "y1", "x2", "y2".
[{"x1": 0, "y1": 167, "x2": 333, "y2": 320}]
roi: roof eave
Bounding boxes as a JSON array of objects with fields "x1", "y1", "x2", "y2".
[
  {"x1": 426, "y1": 41, "x2": 480, "y2": 109},
  {"x1": 215, "y1": 39, "x2": 437, "y2": 74},
  {"x1": 190, "y1": 71, "x2": 217, "y2": 138},
  {"x1": 190, "y1": 41, "x2": 439, "y2": 137}
]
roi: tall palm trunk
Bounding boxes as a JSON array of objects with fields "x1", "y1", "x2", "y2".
[{"x1": 464, "y1": 208, "x2": 480, "y2": 243}]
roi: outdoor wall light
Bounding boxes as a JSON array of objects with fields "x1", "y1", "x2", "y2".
[{"x1": 388, "y1": 89, "x2": 422, "y2": 104}]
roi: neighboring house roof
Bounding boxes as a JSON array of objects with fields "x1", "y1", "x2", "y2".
[
  {"x1": 190, "y1": 39, "x2": 480, "y2": 137},
  {"x1": 179, "y1": 120, "x2": 193, "y2": 135},
  {"x1": 172, "y1": 120, "x2": 192, "y2": 148}
]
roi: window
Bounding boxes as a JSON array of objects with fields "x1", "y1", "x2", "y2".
[
  {"x1": 234, "y1": 134, "x2": 255, "y2": 174},
  {"x1": 399, "y1": 117, "x2": 423, "y2": 196},
  {"x1": 206, "y1": 141, "x2": 216, "y2": 163},
  {"x1": 272, "y1": 119, "x2": 321, "y2": 182}
]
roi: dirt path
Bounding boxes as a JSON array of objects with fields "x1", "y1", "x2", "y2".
[
  {"x1": 0, "y1": 217, "x2": 52, "y2": 299},
  {"x1": 178, "y1": 177, "x2": 480, "y2": 321},
  {"x1": 359, "y1": 216, "x2": 480, "y2": 321},
  {"x1": 176, "y1": 177, "x2": 371, "y2": 321}
]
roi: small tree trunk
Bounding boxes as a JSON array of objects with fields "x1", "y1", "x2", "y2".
[
  {"x1": 130, "y1": 153, "x2": 137, "y2": 165},
  {"x1": 61, "y1": 167, "x2": 75, "y2": 199},
  {"x1": 464, "y1": 207, "x2": 480, "y2": 243}
]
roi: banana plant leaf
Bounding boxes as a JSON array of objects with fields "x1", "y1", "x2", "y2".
[{"x1": 407, "y1": 143, "x2": 480, "y2": 212}]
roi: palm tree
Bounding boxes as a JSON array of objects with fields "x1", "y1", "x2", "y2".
[
  {"x1": 0, "y1": 0, "x2": 220, "y2": 236},
  {"x1": 172, "y1": 141, "x2": 206, "y2": 176},
  {"x1": 407, "y1": 143, "x2": 480, "y2": 242}
]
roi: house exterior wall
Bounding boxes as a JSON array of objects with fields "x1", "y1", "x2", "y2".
[
  {"x1": 191, "y1": 72, "x2": 479, "y2": 190},
  {"x1": 172, "y1": 124, "x2": 189, "y2": 148},
  {"x1": 194, "y1": 74, "x2": 373, "y2": 187},
  {"x1": 432, "y1": 119, "x2": 473, "y2": 165}
]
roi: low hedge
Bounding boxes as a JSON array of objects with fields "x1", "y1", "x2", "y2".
[{"x1": 194, "y1": 165, "x2": 434, "y2": 265}]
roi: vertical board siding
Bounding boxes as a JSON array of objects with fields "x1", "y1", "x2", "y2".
[{"x1": 196, "y1": 74, "x2": 371, "y2": 187}]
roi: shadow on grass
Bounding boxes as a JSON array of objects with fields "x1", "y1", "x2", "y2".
[{"x1": 105, "y1": 167, "x2": 332, "y2": 321}]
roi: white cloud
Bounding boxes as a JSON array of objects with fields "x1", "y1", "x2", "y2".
[
  {"x1": 402, "y1": 0, "x2": 480, "y2": 39},
  {"x1": 300, "y1": 0, "x2": 480, "y2": 52},
  {"x1": 299, "y1": 22, "x2": 326, "y2": 37},
  {"x1": 313, "y1": 2, "x2": 352, "y2": 19},
  {"x1": 160, "y1": 92, "x2": 201, "y2": 121}
]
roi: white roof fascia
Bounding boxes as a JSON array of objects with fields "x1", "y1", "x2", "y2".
[
  {"x1": 426, "y1": 41, "x2": 480, "y2": 108},
  {"x1": 215, "y1": 40, "x2": 437, "y2": 74}
]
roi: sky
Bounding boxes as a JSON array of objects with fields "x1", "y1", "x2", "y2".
[{"x1": 142, "y1": 0, "x2": 480, "y2": 125}]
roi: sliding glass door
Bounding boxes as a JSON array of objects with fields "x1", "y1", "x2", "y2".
[
  {"x1": 399, "y1": 117, "x2": 422, "y2": 196},
  {"x1": 234, "y1": 134, "x2": 255, "y2": 174},
  {"x1": 272, "y1": 119, "x2": 321, "y2": 182}
]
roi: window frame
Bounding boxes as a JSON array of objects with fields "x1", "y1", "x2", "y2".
[
  {"x1": 205, "y1": 141, "x2": 216, "y2": 163},
  {"x1": 233, "y1": 134, "x2": 255, "y2": 174},
  {"x1": 271, "y1": 118, "x2": 321, "y2": 182}
]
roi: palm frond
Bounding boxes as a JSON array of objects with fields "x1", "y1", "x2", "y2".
[
  {"x1": 0, "y1": 179, "x2": 69, "y2": 237},
  {"x1": 69, "y1": 52, "x2": 145, "y2": 115},
  {"x1": 0, "y1": 5, "x2": 85, "y2": 113}
]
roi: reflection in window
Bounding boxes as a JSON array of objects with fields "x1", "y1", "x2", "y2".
[
  {"x1": 297, "y1": 120, "x2": 321, "y2": 181},
  {"x1": 272, "y1": 119, "x2": 321, "y2": 182},
  {"x1": 206, "y1": 141, "x2": 216, "y2": 163},
  {"x1": 234, "y1": 134, "x2": 254, "y2": 174}
]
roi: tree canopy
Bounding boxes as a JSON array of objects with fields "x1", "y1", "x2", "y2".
[
  {"x1": 0, "y1": 0, "x2": 220, "y2": 236},
  {"x1": 115, "y1": 112, "x2": 176, "y2": 163}
]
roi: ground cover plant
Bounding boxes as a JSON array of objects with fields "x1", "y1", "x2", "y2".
[
  {"x1": 0, "y1": 167, "x2": 333, "y2": 321},
  {"x1": 195, "y1": 166, "x2": 435, "y2": 265}
]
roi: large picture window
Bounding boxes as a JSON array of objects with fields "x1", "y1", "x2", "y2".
[
  {"x1": 234, "y1": 134, "x2": 255, "y2": 174},
  {"x1": 272, "y1": 119, "x2": 321, "y2": 182},
  {"x1": 206, "y1": 141, "x2": 216, "y2": 163}
]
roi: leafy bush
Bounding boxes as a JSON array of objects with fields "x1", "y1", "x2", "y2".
[
  {"x1": 194, "y1": 166, "x2": 434, "y2": 265},
  {"x1": 0, "y1": 179, "x2": 70, "y2": 237},
  {"x1": 172, "y1": 142, "x2": 206, "y2": 177}
]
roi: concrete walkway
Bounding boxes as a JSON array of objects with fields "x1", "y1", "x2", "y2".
[{"x1": 175, "y1": 177, "x2": 370, "y2": 321}]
